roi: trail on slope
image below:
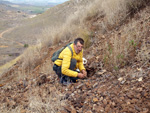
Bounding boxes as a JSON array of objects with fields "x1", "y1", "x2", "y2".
[{"x1": 0, "y1": 27, "x2": 24, "y2": 47}]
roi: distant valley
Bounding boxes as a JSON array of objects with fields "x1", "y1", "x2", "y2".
[
  {"x1": 0, "y1": 0, "x2": 55, "y2": 14},
  {"x1": 0, "y1": 1, "x2": 54, "y2": 66}
]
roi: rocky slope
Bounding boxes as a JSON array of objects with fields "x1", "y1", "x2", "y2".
[
  {"x1": 0, "y1": 1, "x2": 150, "y2": 113},
  {"x1": 0, "y1": 58, "x2": 149, "y2": 112}
]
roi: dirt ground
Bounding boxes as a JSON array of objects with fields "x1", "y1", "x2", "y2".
[
  {"x1": 0, "y1": 27, "x2": 149, "y2": 112},
  {"x1": 0, "y1": 47, "x2": 149, "y2": 113},
  {"x1": 0, "y1": 2, "x2": 150, "y2": 113}
]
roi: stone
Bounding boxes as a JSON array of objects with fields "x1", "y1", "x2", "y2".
[
  {"x1": 78, "y1": 108, "x2": 82, "y2": 113},
  {"x1": 59, "y1": 110, "x2": 68, "y2": 113},
  {"x1": 105, "y1": 105, "x2": 111, "y2": 112},
  {"x1": 111, "y1": 102, "x2": 116, "y2": 106},
  {"x1": 120, "y1": 96, "x2": 125, "y2": 100},
  {"x1": 85, "y1": 111, "x2": 93, "y2": 113},
  {"x1": 97, "y1": 69, "x2": 106, "y2": 75},
  {"x1": 127, "y1": 101, "x2": 131, "y2": 105},
  {"x1": 118, "y1": 77, "x2": 123, "y2": 81},
  {"x1": 138, "y1": 77, "x2": 143, "y2": 81},
  {"x1": 93, "y1": 104, "x2": 97, "y2": 110},
  {"x1": 93, "y1": 82, "x2": 98, "y2": 88},
  {"x1": 37, "y1": 74, "x2": 47, "y2": 86},
  {"x1": 97, "y1": 106, "x2": 104, "y2": 112},
  {"x1": 71, "y1": 109, "x2": 77, "y2": 113},
  {"x1": 9, "y1": 100, "x2": 16, "y2": 106},
  {"x1": 93, "y1": 98, "x2": 98, "y2": 103},
  {"x1": 103, "y1": 99, "x2": 107, "y2": 105},
  {"x1": 7, "y1": 86, "x2": 12, "y2": 90},
  {"x1": 21, "y1": 109, "x2": 27, "y2": 113},
  {"x1": 76, "y1": 83, "x2": 84, "y2": 89},
  {"x1": 131, "y1": 99, "x2": 137, "y2": 104},
  {"x1": 64, "y1": 106, "x2": 72, "y2": 112},
  {"x1": 100, "y1": 97, "x2": 103, "y2": 101},
  {"x1": 0, "y1": 84, "x2": 4, "y2": 87}
]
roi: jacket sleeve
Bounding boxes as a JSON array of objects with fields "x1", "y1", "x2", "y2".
[
  {"x1": 61, "y1": 48, "x2": 78, "y2": 77},
  {"x1": 78, "y1": 51, "x2": 85, "y2": 71}
]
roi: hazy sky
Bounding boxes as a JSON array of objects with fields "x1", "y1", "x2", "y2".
[{"x1": 2, "y1": 0, "x2": 69, "y2": 3}]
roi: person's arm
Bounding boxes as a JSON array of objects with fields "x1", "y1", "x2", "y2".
[
  {"x1": 81, "y1": 69, "x2": 87, "y2": 77},
  {"x1": 77, "y1": 51, "x2": 87, "y2": 78},
  {"x1": 77, "y1": 73, "x2": 85, "y2": 78},
  {"x1": 78, "y1": 51, "x2": 85, "y2": 71}
]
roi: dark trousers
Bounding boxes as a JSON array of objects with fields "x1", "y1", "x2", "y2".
[{"x1": 53, "y1": 59, "x2": 79, "y2": 83}]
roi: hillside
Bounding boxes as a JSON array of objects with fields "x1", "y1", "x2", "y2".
[
  {"x1": 0, "y1": 2, "x2": 30, "y2": 69},
  {"x1": 0, "y1": 1, "x2": 53, "y2": 70},
  {"x1": 0, "y1": 0, "x2": 92, "y2": 74},
  {"x1": 0, "y1": 0, "x2": 150, "y2": 112},
  {"x1": 0, "y1": 3, "x2": 28, "y2": 32},
  {"x1": 3, "y1": 0, "x2": 93, "y2": 44}
]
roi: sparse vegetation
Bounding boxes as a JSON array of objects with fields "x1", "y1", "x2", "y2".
[
  {"x1": 0, "y1": 0, "x2": 150, "y2": 112},
  {"x1": 1, "y1": 0, "x2": 149, "y2": 76},
  {"x1": 79, "y1": 29, "x2": 91, "y2": 48},
  {"x1": 28, "y1": 86, "x2": 65, "y2": 113},
  {"x1": 24, "y1": 44, "x2": 29, "y2": 48}
]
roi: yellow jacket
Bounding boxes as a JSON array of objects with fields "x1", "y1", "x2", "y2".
[{"x1": 54, "y1": 43, "x2": 85, "y2": 77}]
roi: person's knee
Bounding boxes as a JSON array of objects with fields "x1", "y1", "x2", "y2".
[{"x1": 53, "y1": 65, "x2": 62, "y2": 78}]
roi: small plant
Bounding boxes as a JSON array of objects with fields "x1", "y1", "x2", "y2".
[
  {"x1": 129, "y1": 40, "x2": 137, "y2": 47},
  {"x1": 24, "y1": 44, "x2": 29, "y2": 48},
  {"x1": 116, "y1": 53, "x2": 126, "y2": 68},
  {"x1": 103, "y1": 55, "x2": 109, "y2": 64},
  {"x1": 108, "y1": 44, "x2": 113, "y2": 54},
  {"x1": 117, "y1": 54, "x2": 124, "y2": 59},
  {"x1": 114, "y1": 66, "x2": 119, "y2": 71}
]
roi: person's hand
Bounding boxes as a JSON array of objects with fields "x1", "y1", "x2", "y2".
[
  {"x1": 77, "y1": 73, "x2": 85, "y2": 79},
  {"x1": 82, "y1": 70, "x2": 87, "y2": 78}
]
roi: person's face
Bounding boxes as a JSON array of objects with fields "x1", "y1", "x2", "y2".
[{"x1": 74, "y1": 41, "x2": 83, "y2": 54}]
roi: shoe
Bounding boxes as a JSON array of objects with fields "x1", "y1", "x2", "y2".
[
  {"x1": 62, "y1": 80, "x2": 72, "y2": 86},
  {"x1": 60, "y1": 75, "x2": 72, "y2": 86}
]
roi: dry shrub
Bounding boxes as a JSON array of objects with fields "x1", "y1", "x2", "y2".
[
  {"x1": 21, "y1": 44, "x2": 43, "y2": 70},
  {"x1": 136, "y1": 22, "x2": 150, "y2": 62},
  {"x1": 17, "y1": 16, "x2": 79, "y2": 75},
  {"x1": 17, "y1": 0, "x2": 96, "y2": 73},
  {"x1": 41, "y1": 20, "x2": 80, "y2": 48},
  {"x1": 137, "y1": 39, "x2": 150, "y2": 62},
  {"x1": 101, "y1": 0, "x2": 127, "y2": 26},
  {"x1": 40, "y1": 61, "x2": 54, "y2": 74},
  {"x1": 80, "y1": 0, "x2": 149, "y2": 32},
  {"x1": 78, "y1": 0, "x2": 150, "y2": 71},
  {"x1": 78, "y1": 29, "x2": 92, "y2": 48},
  {"x1": 103, "y1": 26, "x2": 137, "y2": 70},
  {"x1": 0, "y1": 85, "x2": 65, "y2": 113},
  {"x1": 8, "y1": 0, "x2": 149, "y2": 74},
  {"x1": 0, "y1": 105, "x2": 23, "y2": 113},
  {"x1": 39, "y1": 1, "x2": 96, "y2": 48},
  {"x1": 100, "y1": 0, "x2": 148, "y2": 26},
  {"x1": 0, "y1": 56, "x2": 21, "y2": 76},
  {"x1": 103, "y1": 11, "x2": 149, "y2": 71},
  {"x1": 38, "y1": 27, "x2": 55, "y2": 47},
  {"x1": 28, "y1": 86, "x2": 65, "y2": 113}
]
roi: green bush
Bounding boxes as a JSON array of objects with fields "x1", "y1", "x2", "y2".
[{"x1": 24, "y1": 44, "x2": 29, "y2": 48}]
